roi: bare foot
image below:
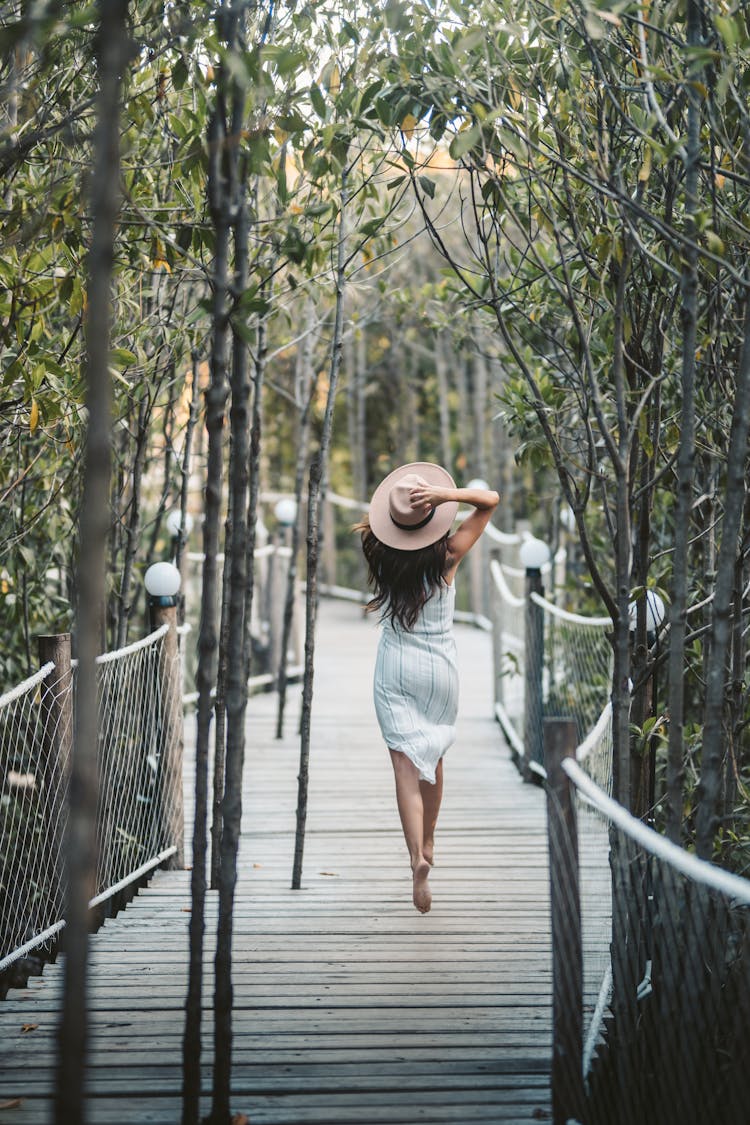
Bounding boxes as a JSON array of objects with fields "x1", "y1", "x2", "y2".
[{"x1": 412, "y1": 858, "x2": 432, "y2": 913}]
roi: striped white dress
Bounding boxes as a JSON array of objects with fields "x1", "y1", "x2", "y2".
[{"x1": 373, "y1": 582, "x2": 459, "y2": 784}]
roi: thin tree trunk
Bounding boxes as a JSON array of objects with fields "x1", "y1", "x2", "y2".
[
  {"x1": 435, "y1": 332, "x2": 452, "y2": 471},
  {"x1": 212, "y1": 187, "x2": 251, "y2": 1125},
  {"x1": 277, "y1": 308, "x2": 319, "y2": 739},
  {"x1": 54, "y1": 3, "x2": 127, "y2": 1121},
  {"x1": 181, "y1": 95, "x2": 232, "y2": 1125},
  {"x1": 292, "y1": 164, "x2": 348, "y2": 890},
  {"x1": 116, "y1": 393, "x2": 149, "y2": 648},
  {"x1": 665, "y1": 0, "x2": 703, "y2": 844},
  {"x1": 473, "y1": 338, "x2": 488, "y2": 482},
  {"x1": 211, "y1": 480, "x2": 233, "y2": 889},
  {"x1": 175, "y1": 350, "x2": 201, "y2": 576},
  {"x1": 146, "y1": 359, "x2": 177, "y2": 562},
  {"x1": 355, "y1": 322, "x2": 367, "y2": 497},
  {"x1": 696, "y1": 297, "x2": 750, "y2": 859}
]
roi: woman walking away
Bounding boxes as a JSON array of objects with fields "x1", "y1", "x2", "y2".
[{"x1": 358, "y1": 462, "x2": 499, "y2": 914}]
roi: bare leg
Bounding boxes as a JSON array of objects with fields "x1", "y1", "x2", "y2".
[
  {"x1": 420, "y1": 758, "x2": 444, "y2": 866},
  {"x1": 389, "y1": 749, "x2": 431, "y2": 913}
]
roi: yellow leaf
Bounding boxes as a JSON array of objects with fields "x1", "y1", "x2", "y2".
[
  {"x1": 400, "y1": 113, "x2": 417, "y2": 140},
  {"x1": 329, "y1": 65, "x2": 341, "y2": 97},
  {"x1": 29, "y1": 400, "x2": 39, "y2": 434},
  {"x1": 153, "y1": 257, "x2": 172, "y2": 273},
  {"x1": 638, "y1": 146, "x2": 652, "y2": 183},
  {"x1": 274, "y1": 125, "x2": 289, "y2": 145}
]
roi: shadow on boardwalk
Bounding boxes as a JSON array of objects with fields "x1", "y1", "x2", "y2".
[{"x1": 0, "y1": 599, "x2": 552, "y2": 1123}]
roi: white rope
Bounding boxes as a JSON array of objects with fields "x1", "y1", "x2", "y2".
[
  {"x1": 562, "y1": 757, "x2": 750, "y2": 905},
  {"x1": 530, "y1": 591, "x2": 611, "y2": 626},
  {"x1": 576, "y1": 702, "x2": 613, "y2": 763},
  {"x1": 327, "y1": 490, "x2": 369, "y2": 513},
  {"x1": 483, "y1": 523, "x2": 523, "y2": 546},
  {"x1": 583, "y1": 965, "x2": 613, "y2": 1079},
  {"x1": 187, "y1": 550, "x2": 225, "y2": 562},
  {"x1": 0, "y1": 848, "x2": 178, "y2": 973},
  {"x1": 490, "y1": 559, "x2": 525, "y2": 608},
  {"x1": 88, "y1": 846, "x2": 177, "y2": 908},
  {"x1": 187, "y1": 544, "x2": 283, "y2": 563},
  {"x1": 495, "y1": 701, "x2": 524, "y2": 757},
  {"x1": 0, "y1": 662, "x2": 55, "y2": 710},
  {"x1": 95, "y1": 622, "x2": 169, "y2": 665}
]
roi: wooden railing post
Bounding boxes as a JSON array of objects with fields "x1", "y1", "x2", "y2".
[
  {"x1": 149, "y1": 603, "x2": 184, "y2": 869},
  {"x1": 488, "y1": 548, "x2": 504, "y2": 712},
  {"x1": 544, "y1": 717, "x2": 585, "y2": 1125},
  {"x1": 37, "y1": 634, "x2": 74, "y2": 902},
  {"x1": 523, "y1": 565, "x2": 545, "y2": 779}
]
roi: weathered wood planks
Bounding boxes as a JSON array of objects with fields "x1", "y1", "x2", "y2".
[{"x1": 0, "y1": 598, "x2": 558, "y2": 1123}]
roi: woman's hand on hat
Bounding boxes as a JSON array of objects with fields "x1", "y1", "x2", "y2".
[{"x1": 409, "y1": 483, "x2": 449, "y2": 511}]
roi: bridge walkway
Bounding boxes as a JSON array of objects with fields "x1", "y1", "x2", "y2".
[{"x1": 0, "y1": 598, "x2": 553, "y2": 1123}]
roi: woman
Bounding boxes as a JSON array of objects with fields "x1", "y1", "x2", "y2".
[{"x1": 358, "y1": 462, "x2": 499, "y2": 913}]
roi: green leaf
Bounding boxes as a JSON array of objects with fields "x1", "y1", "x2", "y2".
[
  {"x1": 449, "y1": 125, "x2": 481, "y2": 160},
  {"x1": 110, "y1": 348, "x2": 137, "y2": 368},
  {"x1": 418, "y1": 176, "x2": 436, "y2": 199},
  {"x1": 310, "y1": 83, "x2": 327, "y2": 120}
]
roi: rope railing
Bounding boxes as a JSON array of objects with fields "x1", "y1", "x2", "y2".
[
  {"x1": 491, "y1": 548, "x2": 612, "y2": 777},
  {"x1": 0, "y1": 624, "x2": 183, "y2": 983},
  {"x1": 566, "y1": 749, "x2": 749, "y2": 1125}
]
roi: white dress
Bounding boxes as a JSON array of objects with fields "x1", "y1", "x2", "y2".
[{"x1": 373, "y1": 583, "x2": 459, "y2": 784}]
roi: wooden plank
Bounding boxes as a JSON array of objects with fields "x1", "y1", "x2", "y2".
[{"x1": 0, "y1": 599, "x2": 570, "y2": 1124}]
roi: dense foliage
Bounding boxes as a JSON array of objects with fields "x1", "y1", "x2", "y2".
[{"x1": 2, "y1": 1, "x2": 749, "y2": 863}]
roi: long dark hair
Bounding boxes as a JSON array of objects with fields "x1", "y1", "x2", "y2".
[{"x1": 356, "y1": 516, "x2": 450, "y2": 630}]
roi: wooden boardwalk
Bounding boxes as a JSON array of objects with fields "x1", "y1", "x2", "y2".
[{"x1": 0, "y1": 598, "x2": 553, "y2": 1123}]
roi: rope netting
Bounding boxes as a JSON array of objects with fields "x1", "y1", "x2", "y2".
[
  {"x1": 563, "y1": 757, "x2": 750, "y2": 1125},
  {"x1": 0, "y1": 663, "x2": 70, "y2": 969},
  {"x1": 491, "y1": 556, "x2": 613, "y2": 767},
  {"x1": 538, "y1": 596, "x2": 613, "y2": 744},
  {"x1": 0, "y1": 625, "x2": 181, "y2": 974},
  {"x1": 94, "y1": 626, "x2": 180, "y2": 900}
]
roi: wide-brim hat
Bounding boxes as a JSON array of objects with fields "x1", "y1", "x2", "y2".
[{"x1": 368, "y1": 462, "x2": 458, "y2": 551}]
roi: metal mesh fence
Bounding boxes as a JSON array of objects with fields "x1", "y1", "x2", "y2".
[
  {"x1": 0, "y1": 624, "x2": 181, "y2": 977},
  {"x1": 564, "y1": 757, "x2": 750, "y2": 1125}
]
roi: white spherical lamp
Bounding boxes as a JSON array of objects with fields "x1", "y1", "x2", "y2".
[
  {"x1": 519, "y1": 537, "x2": 551, "y2": 571},
  {"x1": 628, "y1": 590, "x2": 666, "y2": 635},
  {"x1": 466, "y1": 478, "x2": 490, "y2": 491},
  {"x1": 274, "y1": 497, "x2": 297, "y2": 527},
  {"x1": 166, "y1": 509, "x2": 194, "y2": 538},
  {"x1": 144, "y1": 561, "x2": 181, "y2": 605}
]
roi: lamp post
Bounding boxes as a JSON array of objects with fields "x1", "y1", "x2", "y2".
[
  {"x1": 144, "y1": 561, "x2": 184, "y2": 869},
  {"x1": 520, "y1": 536, "x2": 551, "y2": 780},
  {"x1": 165, "y1": 508, "x2": 193, "y2": 565}
]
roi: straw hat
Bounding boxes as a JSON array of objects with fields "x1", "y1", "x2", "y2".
[{"x1": 368, "y1": 462, "x2": 458, "y2": 551}]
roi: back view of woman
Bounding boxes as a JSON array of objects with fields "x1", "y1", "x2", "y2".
[{"x1": 358, "y1": 462, "x2": 499, "y2": 913}]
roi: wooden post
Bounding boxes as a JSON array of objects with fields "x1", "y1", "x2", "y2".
[
  {"x1": 544, "y1": 717, "x2": 585, "y2": 1125},
  {"x1": 488, "y1": 549, "x2": 504, "y2": 711},
  {"x1": 469, "y1": 534, "x2": 483, "y2": 620},
  {"x1": 523, "y1": 566, "x2": 545, "y2": 779},
  {"x1": 37, "y1": 634, "x2": 74, "y2": 901},
  {"x1": 267, "y1": 542, "x2": 288, "y2": 686},
  {"x1": 149, "y1": 603, "x2": 184, "y2": 869}
]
